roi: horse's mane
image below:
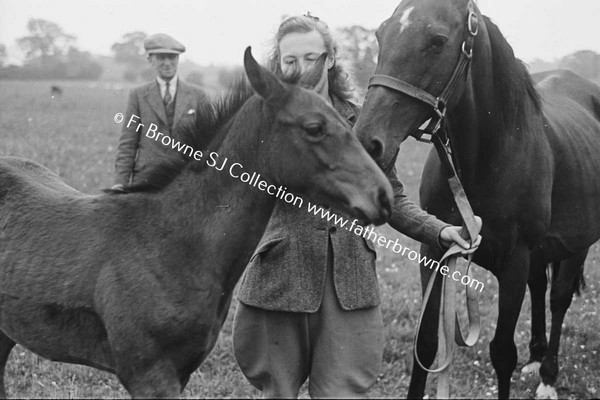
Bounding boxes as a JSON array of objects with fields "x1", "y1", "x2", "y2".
[
  {"x1": 483, "y1": 15, "x2": 542, "y2": 129},
  {"x1": 107, "y1": 76, "x2": 255, "y2": 194}
]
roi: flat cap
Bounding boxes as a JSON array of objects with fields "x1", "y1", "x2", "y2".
[{"x1": 144, "y1": 33, "x2": 186, "y2": 54}]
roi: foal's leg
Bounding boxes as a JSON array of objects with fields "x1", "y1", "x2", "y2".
[
  {"x1": 522, "y1": 253, "x2": 550, "y2": 375},
  {"x1": 490, "y1": 245, "x2": 529, "y2": 399},
  {"x1": 0, "y1": 332, "x2": 16, "y2": 399},
  {"x1": 407, "y1": 243, "x2": 444, "y2": 399},
  {"x1": 536, "y1": 250, "x2": 587, "y2": 400}
]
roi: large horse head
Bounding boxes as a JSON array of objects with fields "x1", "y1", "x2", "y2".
[
  {"x1": 355, "y1": 0, "x2": 484, "y2": 169},
  {"x1": 243, "y1": 47, "x2": 393, "y2": 225}
]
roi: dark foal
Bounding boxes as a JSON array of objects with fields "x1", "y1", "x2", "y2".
[{"x1": 0, "y1": 48, "x2": 393, "y2": 398}]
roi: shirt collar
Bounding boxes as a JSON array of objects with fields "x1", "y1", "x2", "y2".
[{"x1": 156, "y1": 75, "x2": 178, "y2": 89}]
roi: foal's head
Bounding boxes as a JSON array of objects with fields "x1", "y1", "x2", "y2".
[{"x1": 243, "y1": 47, "x2": 392, "y2": 225}]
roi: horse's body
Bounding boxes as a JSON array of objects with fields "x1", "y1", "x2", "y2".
[
  {"x1": 518, "y1": 69, "x2": 598, "y2": 399},
  {"x1": 354, "y1": 1, "x2": 600, "y2": 398},
  {"x1": 0, "y1": 49, "x2": 393, "y2": 397}
]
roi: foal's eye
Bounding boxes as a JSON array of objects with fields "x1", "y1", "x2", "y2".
[
  {"x1": 430, "y1": 35, "x2": 448, "y2": 49},
  {"x1": 304, "y1": 123, "x2": 325, "y2": 138}
]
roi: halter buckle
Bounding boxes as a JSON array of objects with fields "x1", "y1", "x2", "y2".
[
  {"x1": 467, "y1": 11, "x2": 479, "y2": 36},
  {"x1": 461, "y1": 42, "x2": 473, "y2": 59},
  {"x1": 434, "y1": 98, "x2": 447, "y2": 120},
  {"x1": 429, "y1": 99, "x2": 446, "y2": 136}
]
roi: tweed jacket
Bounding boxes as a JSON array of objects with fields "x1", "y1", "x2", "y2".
[
  {"x1": 114, "y1": 79, "x2": 208, "y2": 186},
  {"x1": 237, "y1": 96, "x2": 450, "y2": 312}
]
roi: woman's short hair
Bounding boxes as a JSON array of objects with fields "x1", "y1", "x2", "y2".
[{"x1": 267, "y1": 14, "x2": 355, "y2": 100}]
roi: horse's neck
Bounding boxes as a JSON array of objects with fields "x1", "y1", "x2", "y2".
[
  {"x1": 158, "y1": 100, "x2": 277, "y2": 289},
  {"x1": 445, "y1": 85, "x2": 483, "y2": 184},
  {"x1": 449, "y1": 37, "x2": 542, "y2": 185}
]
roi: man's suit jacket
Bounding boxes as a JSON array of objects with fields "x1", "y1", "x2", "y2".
[
  {"x1": 114, "y1": 79, "x2": 209, "y2": 186},
  {"x1": 237, "y1": 97, "x2": 450, "y2": 312}
]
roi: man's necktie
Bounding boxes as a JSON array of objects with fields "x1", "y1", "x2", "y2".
[{"x1": 164, "y1": 82, "x2": 172, "y2": 105}]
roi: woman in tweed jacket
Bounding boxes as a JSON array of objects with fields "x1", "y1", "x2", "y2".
[{"x1": 233, "y1": 14, "x2": 481, "y2": 398}]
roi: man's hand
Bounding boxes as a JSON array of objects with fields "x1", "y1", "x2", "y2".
[{"x1": 439, "y1": 216, "x2": 483, "y2": 255}]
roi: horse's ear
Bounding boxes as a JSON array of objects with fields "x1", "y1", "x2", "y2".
[
  {"x1": 299, "y1": 52, "x2": 328, "y2": 89},
  {"x1": 244, "y1": 46, "x2": 286, "y2": 105}
]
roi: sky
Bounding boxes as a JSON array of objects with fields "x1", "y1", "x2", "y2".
[{"x1": 1, "y1": 0, "x2": 599, "y2": 66}]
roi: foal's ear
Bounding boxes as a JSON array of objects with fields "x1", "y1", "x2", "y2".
[
  {"x1": 244, "y1": 46, "x2": 286, "y2": 105},
  {"x1": 299, "y1": 52, "x2": 328, "y2": 89}
]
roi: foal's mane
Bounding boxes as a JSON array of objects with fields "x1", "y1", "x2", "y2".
[
  {"x1": 183, "y1": 77, "x2": 256, "y2": 154},
  {"x1": 483, "y1": 15, "x2": 542, "y2": 128},
  {"x1": 109, "y1": 76, "x2": 255, "y2": 194}
]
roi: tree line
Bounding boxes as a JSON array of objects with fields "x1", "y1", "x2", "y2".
[
  {"x1": 1, "y1": 19, "x2": 599, "y2": 91},
  {"x1": 0, "y1": 19, "x2": 103, "y2": 80}
]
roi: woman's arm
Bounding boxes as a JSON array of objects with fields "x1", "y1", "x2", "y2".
[
  {"x1": 386, "y1": 162, "x2": 450, "y2": 246},
  {"x1": 385, "y1": 162, "x2": 481, "y2": 253}
]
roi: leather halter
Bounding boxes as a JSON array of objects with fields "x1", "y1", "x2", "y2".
[{"x1": 368, "y1": 0, "x2": 479, "y2": 143}]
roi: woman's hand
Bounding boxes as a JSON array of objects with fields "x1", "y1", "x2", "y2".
[{"x1": 439, "y1": 216, "x2": 483, "y2": 255}]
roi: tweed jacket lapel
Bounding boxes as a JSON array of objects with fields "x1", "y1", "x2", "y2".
[
  {"x1": 331, "y1": 95, "x2": 358, "y2": 125},
  {"x1": 172, "y1": 81, "x2": 193, "y2": 131},
  {"x1": 144, "y1": 81, "x2": 168, "y2": 127}
]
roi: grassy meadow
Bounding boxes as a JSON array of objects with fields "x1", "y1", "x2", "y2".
[{"x1": 0, "y1": 80, "x2": 599, "y2": 398}]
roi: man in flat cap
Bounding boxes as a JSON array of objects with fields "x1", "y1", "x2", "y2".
[{"x1": 112, "y1": 33, "x2": 209, "y2": 189}]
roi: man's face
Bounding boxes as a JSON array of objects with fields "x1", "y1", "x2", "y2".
[{"x1": 149, "y1": 53, "x2": 179, "y2": 80}]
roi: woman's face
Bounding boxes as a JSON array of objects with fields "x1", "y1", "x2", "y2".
[{"x1": 279, "y1": 30, "x2": 333, "y2": 96}]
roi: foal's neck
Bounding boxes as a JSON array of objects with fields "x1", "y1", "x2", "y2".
[{"x1": 158, "y1": 98, "x2": 278, "y2": 288}]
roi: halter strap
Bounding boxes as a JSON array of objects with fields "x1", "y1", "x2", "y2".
[{"x1": 368, "y1": 75, "x2": 440, "y2": 109}]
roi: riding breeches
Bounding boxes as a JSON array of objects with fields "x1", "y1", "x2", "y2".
[{"x1": 232, "y1": 237, "x2": 384, "y2": 399}]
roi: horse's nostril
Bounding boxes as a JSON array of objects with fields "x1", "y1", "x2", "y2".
[
  {"x1": 378, "y1": 187, "x2": 392, "y2": 219},
  {"x1": 368, "y1": 139, "x2": 384, "y2": 161}
]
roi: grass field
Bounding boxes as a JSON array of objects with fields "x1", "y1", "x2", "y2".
[{"x1": 0, "y1": 80, "x2": 599, "y2": 399}]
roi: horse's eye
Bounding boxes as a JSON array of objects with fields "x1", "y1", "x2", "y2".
[
  {"x1": 304, "y1": 123, "x2": 325, "y2": 138},
  {"x1": 431, "y1": 35, "x2": 448, "y2": 49}
]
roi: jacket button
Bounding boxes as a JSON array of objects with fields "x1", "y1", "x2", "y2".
[{"x1": 329, "y1": 226, "x2": 337, "y2": 233}]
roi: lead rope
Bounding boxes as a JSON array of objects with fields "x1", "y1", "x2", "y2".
[{"x1": 412, "y1": 132, "x2": 481, "y2": 399}]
